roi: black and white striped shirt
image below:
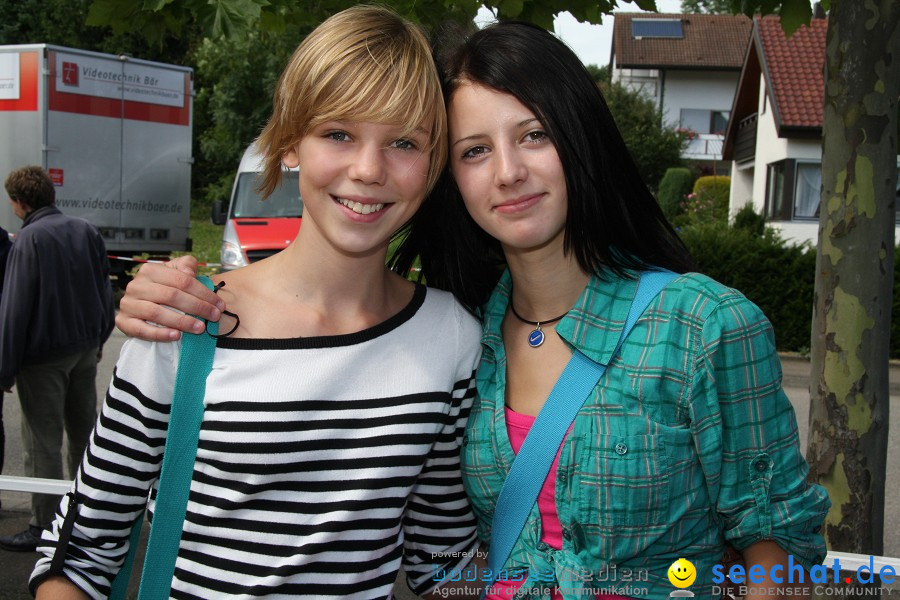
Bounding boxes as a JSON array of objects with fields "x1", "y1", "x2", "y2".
[{"x1": 32, "y1": 285, "x2": 481, "y2": 599}]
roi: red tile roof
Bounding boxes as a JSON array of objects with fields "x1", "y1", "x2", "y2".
[
  {"x1": 613, "y1": 13, "x2": 751, "y2": 69},
  {"x1": 757, "y1": 15, "x2": 827, "y2": 128}
]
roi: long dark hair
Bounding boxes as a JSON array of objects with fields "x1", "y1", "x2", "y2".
[{"x1": 392, "y1": 20, "x2": 694, "y2": 311}]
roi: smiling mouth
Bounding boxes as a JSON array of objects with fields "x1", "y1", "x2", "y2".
[
  {"x1": 494, "y1": 194, "x2": 542, "y2": 213},
  {"x1": 673, "y1": 574, "x2": 691, "y2": 581},
  {"x1": 335, "y1": 197, "x2": 386, "y2": 215}
]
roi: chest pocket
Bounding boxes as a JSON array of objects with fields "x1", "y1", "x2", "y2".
[{"x1": 573, "y1": 433, "x2": 671, "y2": 529}]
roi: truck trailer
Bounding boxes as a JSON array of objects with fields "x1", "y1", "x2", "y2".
[{"x1": 0, "y1": 44, "x2": 193, "y2": 286}]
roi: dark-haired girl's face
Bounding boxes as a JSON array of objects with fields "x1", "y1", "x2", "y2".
[{"x1": 448, "y1": 83, "x2": 568, "y2": 257}]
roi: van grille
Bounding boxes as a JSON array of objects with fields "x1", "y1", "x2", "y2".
[{"x1": 246, "y1": 250, "x2": 280, "y2": 263}]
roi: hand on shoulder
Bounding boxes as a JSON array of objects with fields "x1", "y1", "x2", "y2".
[{"x1": 116, "y1": 255, "x2": 224, "y2": 341}]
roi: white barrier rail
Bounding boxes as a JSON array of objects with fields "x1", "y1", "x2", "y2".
[
  {"x1": 0, "y1": 474, "x2": 73, "y2": 495},
  {"x1": 824, "y1": 550, "x2": 900, "y2": 573}
]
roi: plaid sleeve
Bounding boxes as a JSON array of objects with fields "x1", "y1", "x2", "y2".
[{"x1": 693, "y1": 292, "x2": 829, "y2": 569}]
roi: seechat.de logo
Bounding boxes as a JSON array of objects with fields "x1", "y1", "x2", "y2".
[{"x1": 712, "y1": 555, "x2": 897, "y2": 587}]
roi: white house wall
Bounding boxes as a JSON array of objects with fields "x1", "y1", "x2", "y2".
[
  {"x1": 750, "y1": 77, "x2": 786, "y2": 208},
  {"x1": 730, "y1": 161, "x2": 754, "y2": 211},
  {"x1": 612, "y1": 68, "x2": 738, "y2": 131},
  {"x1": 730, "y1": 74, "x2": 900, "y2": 247},
  {"x1": 612, "y1": 66, "x2": 661, "y2": 106},
  {"x1": 660, "y1": 70, "x2": 740, "y2": 128}
]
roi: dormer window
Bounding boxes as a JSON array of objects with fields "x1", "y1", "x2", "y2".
[{"x1": 632, "y1": 19, "x2": 684, "y2": 39}]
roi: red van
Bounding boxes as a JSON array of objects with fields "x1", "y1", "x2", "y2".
[{"x1": 212, "y1": 142, "x2": 302, "y2": 270}]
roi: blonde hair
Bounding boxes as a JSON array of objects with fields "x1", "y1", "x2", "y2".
[{"x1": 256, "y1": 5, "x2": 446, "y2": 197}]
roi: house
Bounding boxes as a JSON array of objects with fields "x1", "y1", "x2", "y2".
[
  {"x1": 722, "y1": 14, "x2": 899, "y2": 246},
  {"x1": 610, "y1": 12, "x2": 752, "y2": 170}
]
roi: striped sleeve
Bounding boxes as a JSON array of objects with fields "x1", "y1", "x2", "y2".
[
  {"x1": 404, "y1": 298, "x2": 482, "y2": 595},
  {"x1": 403, "y1": 369, "x2": 480, "y2": 595},
  {"x1": 30, "y1": 338, "x2": 177, "y2": 599}
]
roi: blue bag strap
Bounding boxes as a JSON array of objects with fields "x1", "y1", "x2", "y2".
[
  {"x1": 108, "y1": 509, "x2": 143, "y2": 599},
  {"x1": 129, "y1": 275, "x2": 219, "y2": 600},
  {"x1": 482, "y1": 269, "x2": 676, "y2": 594}
]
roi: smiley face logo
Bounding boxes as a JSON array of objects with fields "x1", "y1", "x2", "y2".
[{"x1": 668, "y1": 558, "x2": 697, "y2": 588}]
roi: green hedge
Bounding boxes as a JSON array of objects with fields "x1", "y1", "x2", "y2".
[
  {"x1": 680, "y1": 223, "x2": 816, "y2": 352},
  {"x1": 687, "y1": 176, "x2": 730, "y2": 225},
  {"x1": 680, "y1": 222, "x2": 899, "y2": 357},
  {"x1": 732, "y1": 203, "x2": 767, "y2": 237},
  {"x1": 657, "y1": 167, "x2": 694, "y2": 223}
]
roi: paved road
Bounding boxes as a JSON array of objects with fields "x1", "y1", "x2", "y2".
[{"x1": 1, "y1": 329, "x2": 898, "y2": 599}]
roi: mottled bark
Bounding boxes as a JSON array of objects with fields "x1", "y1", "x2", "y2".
[{"x1": 807, "y1": 0, "x2": 900, "y2": 555}]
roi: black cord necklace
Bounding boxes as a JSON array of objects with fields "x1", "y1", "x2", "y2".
[{"x1": 508, "y1": 301, "x2": 569, "y2": 348}]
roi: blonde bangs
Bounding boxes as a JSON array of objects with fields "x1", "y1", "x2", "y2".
[
  {"x1": 257, "y1": 6, "x2": 446, "y2": 197},
  {"x1": 310, "y1": 50, "x2": 446, "y2": 188}
]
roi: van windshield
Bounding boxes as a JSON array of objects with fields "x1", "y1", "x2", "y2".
[{"x1": 230, "y1": 172, "x2": 303, "y2": 218}]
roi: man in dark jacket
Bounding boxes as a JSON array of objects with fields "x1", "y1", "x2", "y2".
[
  {"x1": 0, "y1": 224, "x2": 11, "y2": 511},
  {"x1": 0, "y1": 225, "x2": 10, "y2": 292},
  {"x1": 0, "y1": 166, "x2": 115, "y2": 552}
]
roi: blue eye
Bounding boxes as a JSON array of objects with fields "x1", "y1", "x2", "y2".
[
  {"x1": 392, "y1": 138, "x2": 417, "y2": 151},
  {"x1": 326, "y1": 131, "x2": 350, "y2": 142}
]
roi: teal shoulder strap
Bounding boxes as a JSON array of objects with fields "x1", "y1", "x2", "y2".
[
  {"x1": 110, "y1": 275, "x2": 219, "y2": 600},
  {"x1": 481, "y1": 269, "x2": 676, "y2": 595}
]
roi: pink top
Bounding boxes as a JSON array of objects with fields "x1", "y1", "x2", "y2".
[{"x1": 484, "y1": 406, "x2": 632, "y2": 600}]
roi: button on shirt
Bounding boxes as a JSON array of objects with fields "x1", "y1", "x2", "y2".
[{"x1": 461, "y1": 269, "x2": 830, "y2": 600}]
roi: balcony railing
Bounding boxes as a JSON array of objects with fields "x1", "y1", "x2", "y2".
[
  {"x1": 734, "y1": 113, "x2": 759, "y2": 162},
  {"x1": 682, "y1": 133, "x2": 725, "y2": 161}
]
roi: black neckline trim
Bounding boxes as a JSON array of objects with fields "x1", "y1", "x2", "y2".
[{"x1": 214, "y1": 284, "x2": 427, "y2": 350}]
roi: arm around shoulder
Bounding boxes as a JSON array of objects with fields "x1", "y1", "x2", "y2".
[{"x1": 116, "y1": 256, "x2": 224, "y2": 341}]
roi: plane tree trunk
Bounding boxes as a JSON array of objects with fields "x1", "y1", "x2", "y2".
[{"x1": 806, "y1": 0, "x2": 900, "y2": 555}]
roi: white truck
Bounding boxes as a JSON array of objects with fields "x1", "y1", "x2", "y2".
[{"x1": 0, "y1": 44, "x2": 193, "y2": 286}]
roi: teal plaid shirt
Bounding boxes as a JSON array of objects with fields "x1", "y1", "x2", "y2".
[{"x1": 461, "y1": 269, "x2": 829, "y2": 600}]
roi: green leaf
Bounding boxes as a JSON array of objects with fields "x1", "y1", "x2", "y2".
[
  {"x1": 87, "y1": 0, "x2": 138, "y2": 28},
  {"x1": 498, "y1": 0, "x2": 525, "y2": 19},
  {"x1": 583, "y1": 6, "x2": 603, "y2": 23},
  {"x1": 142, "y1": 0, "x2": 170, "y2": 10},
  {"x1": 258, "y1": 9, "x2": 285, "y2": 33},
  {"x1": 208, "y1": 0, "x2": 262, "y2": 39},
  {"x1": 778, "y1": 0, "x2": 813, "y2": 37},
  {"x1": 454, "y1": 0, "x2": 483, "y2": 17},
  {"x1": 520, "y1": 3, "x2": 556, "y2": 29},
  {"x1": 631, "y1": 0, "x2": 659, "y2": 11}
]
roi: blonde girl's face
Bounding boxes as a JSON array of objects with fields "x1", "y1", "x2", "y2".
[
  {"x1": 282, "y1": 119, "x2": 431, "y2": 258},
  {"x1": 448, "y1": 83, "x2": 568, "y2": 256}
]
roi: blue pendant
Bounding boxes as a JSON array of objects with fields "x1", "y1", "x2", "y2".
[{"x1": 528, "y1": 327, "x2": 545, "y2": 348}]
